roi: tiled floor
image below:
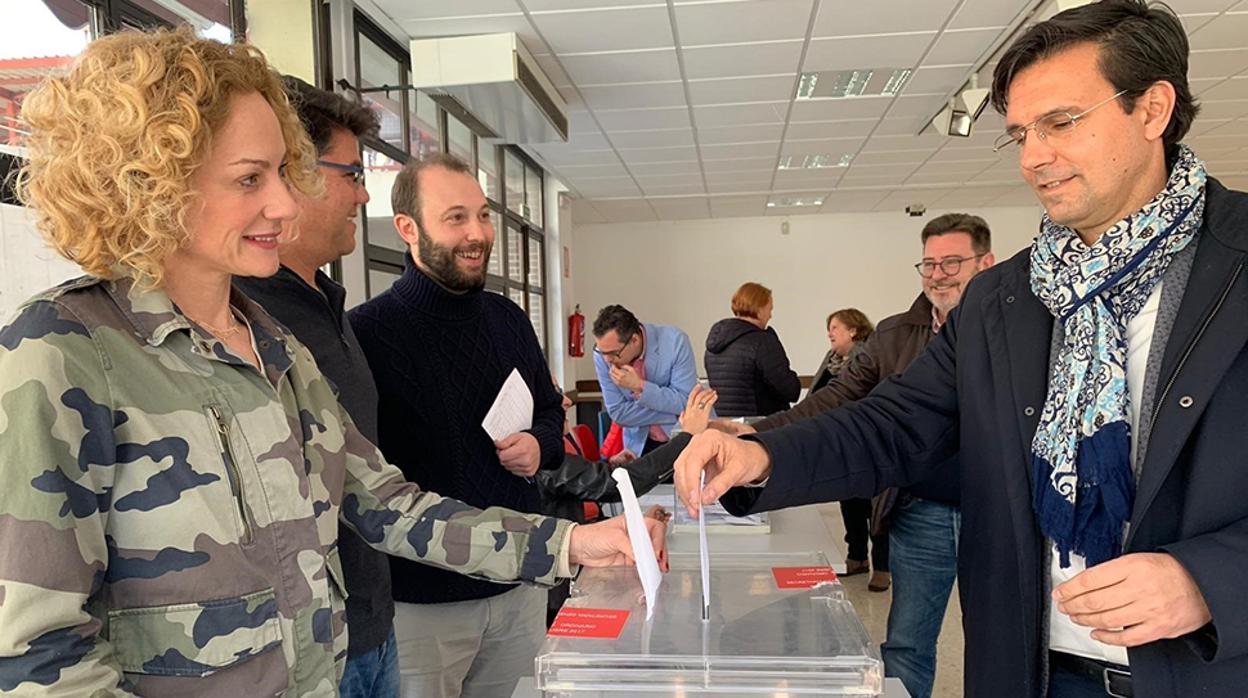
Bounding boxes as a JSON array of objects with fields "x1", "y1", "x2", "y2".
[{"x1": 818, "y1": 503, "x2": 964, "y2": 698}]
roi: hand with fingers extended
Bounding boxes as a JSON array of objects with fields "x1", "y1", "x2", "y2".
[
  {"x1": 568, "y1": 512, "x2": 669, "y2": 571},
  {"x1": 496, "y1": 432, "x2": 541, "y2": 477},
  {"x1": 672, "y1": 430, "x2": 772, "y2": 517},
  {"x1": 708, "y1": 419, "x2": 756, "y2": 436},
  {"x1": 679, "y1": 385, "x2": 719, "y2": 435},
  {"x1": 1053, "y1": 552, "x2": 1212, "y2": 647}
]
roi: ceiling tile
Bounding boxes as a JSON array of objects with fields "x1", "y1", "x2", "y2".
[
  {"x1": 1200, "y1": 117, "x2": 1248, "y2": 135},
  {"x1": 852, "y1": 150, "x2": 936, "y2": 166},
  {"x1": 886, "y1": 93, "x2": 950, "y2": 118},
  {"x1": 634, "y1": 172, "x2": 702, "y2": 186},
  {"x1": 773, "y1": 169, "x2": 846, "y2": 188},
  {"x1": 1188, "y1": 11, "x2": 1248, "y2": 51},
  {"x1": 907, "y1": 159, "x2": 992, "y2": 177},
  {"x1": 937, "y1": 184, "x2": 1020, "y2": 207},
  {"x1": 631, "y1": 160, "x2": 703, "y2": 175},
  {"x1": 694, "y1": 102, "x2": 790, "y2": 127},
  {"x1": 812, "y1": 0, "x2": 959, "y2": 36},
  {"x1": 533, "y1": 53, "x2": 574, "y2": 88},
  {"x1": 689, "y1": 75, "x2": 796, "y2": 105},
  {"x1": 567, "y1": 110, "x2": 601, "y2": 134},
  {"x1": 705, "y1": 180, "x2": 773, "y2": 194},
  {"x1": 790, "y1": 96, "x2": 893, "y2": 121},
  {"x1": 836, "y1": 174, "x2": 912, "y2": 187},
  {"x1": 560, "y1": 49, "x2": 681, "y2": 85},
  {"x1": 641, "y1": 182, "x2": 709, "y2": 196},
  {"x1": 844, "y1": 162, "x2": 923, "y2": 178},
  {"x1": 873, "y1": 187, "x2": 958, "y2": 211},
  {"x1": 399, "y1": 14, "x2": 541, "y2": 47},
  {"x1": 872, "y1": 116, "x2": 927, "y2": 136},
  {"x1": 608, "y1": 128, "x2": 697, "y2": 149},
  {"x1": 648, "y1": 196, "x2": 712, "y2": 220},
  {"x1": 904, "y1": 64, "x2": 973, "y2": 95},
  {"x1": 596, "y1": 107, "x2": 691, "y2": 131},
  {"x1": 818, "y1": 189, "x2": 891, "y2": 212},
  {"x1": 704, "y1": 168, "x2": 776, "y2": 181},
  {"x1": 1180, "y1": 13, "x2": 1219, "y2": 35},
  {"x1": 925, "y1": 147, "x2": 997, "y2": 164},
  {"x1": 529, "y1": 147, "x2": 620, "y2": 166},
  {"x1": 1189, "y1": 118, "x2": 1234, "y2": 137},
  {"x1": 863, "y1": 133, "x2": 949, "y2": 151},
  {"x1": 580, "y1": 82, "x2": 688, "y2": 109},
  {"x1": 779, "y1": 136, "x2": 867, "y2": 157},
  {"x1": 947, "y1": 0, "x2": 1032, "y2": 29},
  {"x1": 1170, "y1": 0, "x2": 1241, "y2": 14},
  {"x1": 784, "y1": 119, "x2": 877, "y2": 140},
  {"x1": 1196, "y1": 76, "x2": 1248, "y2": 100},
  {"x1": 1188, "y1": 49, "x2": 1248, "y2": 80},
  {"x1": 924, "y1": 28, "x2": 1003, "y2": 66},
  {"x1": 987, "y1": 186, "x2": 1043, "y2": 207},
  {"x1": 1192, "y1": 77, "x2": 1230, "y2": 95},
  {"x1": 682, "y1": 41, "x2": 804, "y2": 79},
  {"x1": 701, "y1": 141, "x2": 783, "y2": 159},
  {"x1": 619, "y1": 145, "x2": 701, "y2": 163},
  {"x1": 590, "y1": 198, "x2": 658, "y2": 222},
  {"x1": 553, "y1": 162, "x2": 631, "y2": 178},
  {"x1": 576, "y1": 177, "x2": 642, "y2": 197},
  {"x1": 700, "y1": 156, "x2": 775, "y2": 173},
  {"x1": 532, "y1": 132, "x2": 610, "y2": 152},
  {"x1": 1196, "y1": 98, "x2": 1248, "y2": 120},
  {"x1": 710, "y1": 195, "x2": 769, "y2": 218},
  {"x1": 526, "y1": 0, "x2": 659, "y2": 8},
  {"x1": 698, "y1": 123, "x2": 787, "y2": 145},
  {"x1": 676, "y1": 0, "x2": 814, "y2": 45},
  {"x1": 804, "y1": 33, "x2": 936, "y2": 72},
  {"x1": 531, "y1": 6, "x2": 672, "y2": 53},
  {"x1": 381, "y1": 0, "x2": 516, "y2": 18}
]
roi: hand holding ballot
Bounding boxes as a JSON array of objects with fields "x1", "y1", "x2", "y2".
[
  {"x1": 674, "y1": 430, "x2": 773, "y2": 516},
  {"x1": 569, "y1": 512, "x2": 669, "y2": 572}
]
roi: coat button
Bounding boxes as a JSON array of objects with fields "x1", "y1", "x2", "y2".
[
  {"x1": 1179, "y1": 395, "x2": 1194, "y2": 408},
  {"x1": 1006, "y1": 295, "x2": 1016, "y2": 304},
  {"x1": 1024, "y1": 406, "x2": 1036, "y2": 416}
]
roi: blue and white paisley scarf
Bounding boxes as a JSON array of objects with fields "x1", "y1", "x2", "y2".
[{"x1": 1030, "y1": 144, "x2": 1206, "y2": 568}]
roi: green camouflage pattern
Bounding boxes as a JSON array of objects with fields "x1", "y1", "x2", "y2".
[{"x1": 0, "y1": 276, "x2": 573, "y2": 696}]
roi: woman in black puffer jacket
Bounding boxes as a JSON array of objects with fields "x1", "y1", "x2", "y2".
[{"x1": 704, "y1": 282, "x2": 801, "y2": 418}]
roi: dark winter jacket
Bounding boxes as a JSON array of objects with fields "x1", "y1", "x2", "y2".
[{"x1": 704, "y1": 318, "x2": 801, "y2": 418}]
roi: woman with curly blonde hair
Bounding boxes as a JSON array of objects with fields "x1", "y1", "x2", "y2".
[{"x1": 0, "y1": 27, "x2": 656, "y2": 696}]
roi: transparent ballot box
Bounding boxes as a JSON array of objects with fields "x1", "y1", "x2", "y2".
[{"x1": 537, "y1": 552, "x2": 882, "y2": 696}]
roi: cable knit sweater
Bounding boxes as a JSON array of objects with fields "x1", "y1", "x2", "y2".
[{"x1": 349, "y1": 262, "x2": 565, "y2": 604}]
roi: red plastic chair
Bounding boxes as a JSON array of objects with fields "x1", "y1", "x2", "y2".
[{"x1": 571, "y1": 423, "x2": 600, "y2": 462}]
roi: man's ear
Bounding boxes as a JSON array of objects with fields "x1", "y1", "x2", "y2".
[
  {"x1": 394, "y1": 214, "x2": 420, "y2": 245},
  {"x1": 1139, "y1": 80, "x2": 1177, "y2": 144}
]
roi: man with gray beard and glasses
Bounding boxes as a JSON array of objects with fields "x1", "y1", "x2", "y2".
[{"x1": 350, "y1": 154, "x2": 564, "y2": 698}]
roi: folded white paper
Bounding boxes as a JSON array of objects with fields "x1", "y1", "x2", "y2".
[
  {"x1": 698, "y1": 470, "x2": 710, "y2": 621},
  {"x1": 612, "y1": 468, "x2": 663, "y2": 620},
  {"x1": 482, "y1": 368, "x2": 533, "y2": 441}
]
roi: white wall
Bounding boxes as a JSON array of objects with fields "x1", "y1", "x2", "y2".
[
  {"x1": 1, "y1": 202, "x2": 82, "y2": 322},
  {"x1": 570, "y1": 205, "x2": 1044, "y2": 383}
]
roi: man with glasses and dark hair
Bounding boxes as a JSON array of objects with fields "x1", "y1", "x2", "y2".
[
  {"x1": 676, "y1": 1, "x2": 1248, "y2": 696},
  {"x1": 234, "y1": 77, "x2": 398, "y2": 698},
  {"x1": 716, "y1": 213, "x2": 993, "y2": 698},
  {"x1": 592, "y1": 304, "x2": 699, "y2": 457}
]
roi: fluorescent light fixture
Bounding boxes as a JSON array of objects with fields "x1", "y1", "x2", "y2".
[
  {"x1": 797, "y1": 68, "x2": 911, "y2": 99},
  {"x1": 766, "y1": 195, "x2": 826, "y2": 208},
  {"x1": 777, "y1": 154, "x2": 854, "y2": 170}
]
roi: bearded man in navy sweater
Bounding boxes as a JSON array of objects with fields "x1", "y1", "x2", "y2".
[{"x1": 350, "y1": 153, "x2": 564, "y2": 698}]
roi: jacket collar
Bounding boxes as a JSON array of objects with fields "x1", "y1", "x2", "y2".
[
  {"x1": 391, "y1": 253, "x2": 484, "y2": 320},
  {"x1": 901, "y1": 293, "x2": 936, "y2": 327}
]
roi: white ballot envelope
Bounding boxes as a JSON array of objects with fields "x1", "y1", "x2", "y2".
[
  {"x1": 482, "y1": 368, "x2": 533, "y2": 441},
  {"x1": 612, "y1": 469, "x2": 663, "y2": 620}
]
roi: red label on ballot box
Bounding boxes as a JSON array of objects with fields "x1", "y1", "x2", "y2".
[
  {"x1": 547, "y1": 608, "x2": 631, "y2": 639},
  {"x1": 772, "y1": 566, "x2": 838, "y2": 589}
]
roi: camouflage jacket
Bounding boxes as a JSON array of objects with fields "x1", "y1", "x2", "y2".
[{"x1": 0, "y1": 276, "x2": 573, "y2": 697}]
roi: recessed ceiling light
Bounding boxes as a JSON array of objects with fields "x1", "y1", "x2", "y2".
[
  {"x1": 778, "y1": 154, "x2": 854, "y2": 170},
  {"x1": 766, "y1": 195, "x2": 826, "y2": 208},
  {"x1": 797, "y1": 68, "x2": 912, "y2": 99}
]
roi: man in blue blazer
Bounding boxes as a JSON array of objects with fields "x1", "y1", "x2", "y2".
[
  {"x1": 675, "y1": 2, "x2": 1248, "y2": 697},
  {"x1": 592, "y1": 304, "x2": 699, "y2": 457}
]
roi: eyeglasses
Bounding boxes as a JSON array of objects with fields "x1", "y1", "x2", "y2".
[
  {"x1": 317, "y1": 159, "x2": 366, "y2": 186},
  {"x1": 993, "y1": 90, "x2": 1127, "y2": 153},
  {"x1": 593, "y1": 333, "x2": 635, "y2": 360},
  {"x1": 914, "y1": 254, "x2": 985, "y2": 278}
]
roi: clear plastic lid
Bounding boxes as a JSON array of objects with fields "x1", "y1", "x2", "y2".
[{"x1": 537, "y1": 551, "x2": 881, "y2": 696}]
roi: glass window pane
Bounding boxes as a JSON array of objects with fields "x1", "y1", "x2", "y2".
[
  {"x1": 363, "y1": 148, "x2": 405, "y2": 252},
  {"x1": 130, "y1": 0, "x2": 232, "y2": 38},
  {"x1": 527, "y1": 236, "x2": 543, "y2": 289},
  {"x1": 485, "y1": 285, "x2": 505, "y2": 299},
  {"x1": 486, "y1": 212, "x2": 504, "y2": 278},
  {"x1": 478, "y1": 144, "x2": 499, "y2": 202},
  {"x1": 358, "y1": 35, "x2": 404, "y2": 151},
  {"x1": 4, "y1": 0, "x2": 93, "y2": 145},
  {"x1": 506, "y1": 225, "x2": 524, "y2": 282},
  {"x1": 505, "y1": 151, "x2": 525, "y2": 217},
  {"x1": 528, "y1": 292, "x2": 545, "y2": 350},
  {"x1": 409, "y1": 91, "x2": 440, "y2": 160},
  {"x1": 368, "y1": 267, "x2": 401, "y2": 298},
  {"x1": 507, "y1": 287, "x2": 525, "y2": 310},
  {"x1": 525, "y1": 167, "x2": 543, "y2": 227},
  {"x1": 447, "y1": 114, "x2": 473, "y2": 165}
]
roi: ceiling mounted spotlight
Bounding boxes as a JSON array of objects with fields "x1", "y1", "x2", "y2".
[{"x1": 931, "y1": 76, "x2": 989, "y2": 138}]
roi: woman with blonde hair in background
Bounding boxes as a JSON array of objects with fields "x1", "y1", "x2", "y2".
[{"x1": 0, "y1": 27, "x2": 658, "y2": 696}]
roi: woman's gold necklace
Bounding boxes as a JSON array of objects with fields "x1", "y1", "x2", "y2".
[{"x1": 191, "y1": 310, "x2": 243, "y2": 339}]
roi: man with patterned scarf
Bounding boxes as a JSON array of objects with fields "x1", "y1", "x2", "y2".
[{"x1": 670, "y1": 1, "x2": 1248, "y2": 697}]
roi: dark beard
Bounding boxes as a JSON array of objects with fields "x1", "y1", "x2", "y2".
[{"x1": 416, "y1": 224, "x2": 491, "y2": 292}]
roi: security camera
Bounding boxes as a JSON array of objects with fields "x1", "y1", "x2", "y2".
[
  {"x1": 906, "y1": 203, "x2": 926, "y2": 217},
  {"x1": 958, "y1": 86, "x2": 991, "y2": 122}
]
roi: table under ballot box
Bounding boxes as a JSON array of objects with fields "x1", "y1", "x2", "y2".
[{"x1": 536, "y1": 551, "x2": 882, "y2": 697}]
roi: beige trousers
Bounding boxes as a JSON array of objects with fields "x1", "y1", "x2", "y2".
[{"x1": 393, "y1": 585, "x2": 545, "y2": 698}]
